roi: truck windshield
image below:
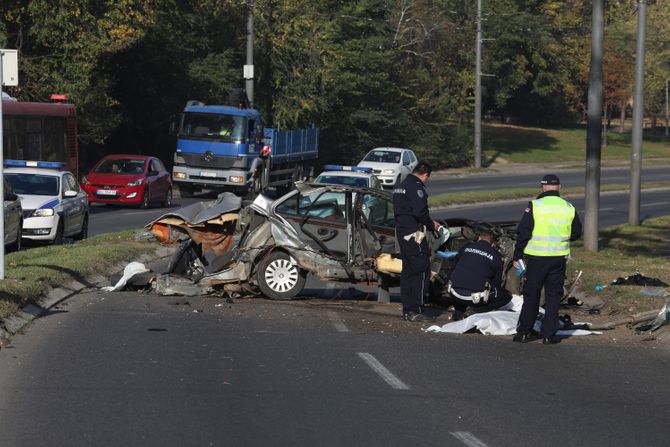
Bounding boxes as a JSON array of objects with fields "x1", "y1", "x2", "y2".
[{"x1": 180, "y1": 113, "x2": 246, "y2": 142}]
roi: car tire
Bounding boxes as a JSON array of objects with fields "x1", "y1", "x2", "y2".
[
  {"x1": 53, "y1": 220, "x2": 64, "y2": 245},
  {"x1": 74, "y1": 215, "x2": 89, "y2": 241},
  {"x1": 257, "y1": 251, "x2": 306, "y2": 300},
  {"x1": 162, "y1": 187, "x2": 173, "y2": 208},
  {"x1": 140, "y1": 189, "x2": 150, "y2": 209}
]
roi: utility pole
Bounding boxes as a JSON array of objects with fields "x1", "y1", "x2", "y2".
[
  {"x1": 665, "y1": 79, "x2": 668, "y2": 137},
  {"x1": 474, "y1": 0, "x2": 482, "y2": 169},
  {"x1": 584, "y1": 0, "x2": 605, "y2": 252},
  {"x1": 244, "y1": 0, "x2": 255, "y2": 108},
  {"x1": 629, "y1": 0, "x2": 648, "y2": 226}
]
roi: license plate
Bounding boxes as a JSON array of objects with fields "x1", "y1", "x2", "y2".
[
  {"x1": 199, "y1": 171, "x2": 217, "y2": 178},
  {"x1": 97, "y1": 189, "x2": 117, "y2": 195}
]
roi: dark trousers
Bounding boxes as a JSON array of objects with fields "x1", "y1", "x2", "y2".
[
  {"x1": 452, "y1": 287, "x2": 512, "y2": 314},
  {"x1": 517, "y1": 256, "x2": 566, "y2": 337},
  {"x1": 398, "y1": 236, "x2": 430, "y2": 314}
]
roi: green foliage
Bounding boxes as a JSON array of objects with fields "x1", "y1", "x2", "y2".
[{"x1": 2, "y1": 0, "x2": 669, "y2": 170}]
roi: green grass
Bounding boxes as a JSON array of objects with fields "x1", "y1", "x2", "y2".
[
  {"x1": 0, "y1": 231, "x2": 156, "y2": 320},
  {"x1": 571, "y1": 216, "x2": 670, "y2": 314},
  {"x1": 428, "y1": 181, "x2": 670, "y2": 207},
  {"x1": 483, "y1": 123, "x2": 670, "y2": 164}
]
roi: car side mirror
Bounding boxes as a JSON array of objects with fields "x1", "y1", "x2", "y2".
[{"x1": 63, "y1": 190, "x2": 78, "y2": 198}]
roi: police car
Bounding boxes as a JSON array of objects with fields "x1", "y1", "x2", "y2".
[
  {"x1": 4, "y1": 161, "x2": 89, "y2": 244},
  {"x1": 314, "y1": 165, "x2": 382, "y2": 189}
]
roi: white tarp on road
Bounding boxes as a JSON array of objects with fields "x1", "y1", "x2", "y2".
[{"x1": 424, "y1": 295, "x2": 601, "y2": 336}]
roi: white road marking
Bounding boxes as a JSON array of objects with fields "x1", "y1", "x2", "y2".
[
  {"x1": 641, "y1": 201, "x2": 669, "y2": 208},
  {"x1": 357, "y1": 352, "x2": 409, "y2": 390},
  {"x1": 451, "y1": 431, "x2": 489, "y2": 447},
  {"x1": 327, "y1": 311, "x2": 349, "y2": 332}
]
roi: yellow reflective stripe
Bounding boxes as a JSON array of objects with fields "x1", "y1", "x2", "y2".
[{"x1": 529, "y1": 236, "x2": 570, "y2": 242}]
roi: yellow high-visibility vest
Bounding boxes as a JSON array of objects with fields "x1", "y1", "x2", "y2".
[{"x1": 524, "y1": 196, "x2": 575, "y2": 256}]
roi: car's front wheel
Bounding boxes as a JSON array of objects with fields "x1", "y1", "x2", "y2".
[
  {"x1": 257, "y1": 251, "x2": 306, "y2": 300},
  {"x1": 140, "y1": 189, "x2": 150, "y2": 209}
]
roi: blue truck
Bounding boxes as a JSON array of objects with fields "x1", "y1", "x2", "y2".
[{"x1": 172, "y1": 101, "x2": 319, "y2": 197}]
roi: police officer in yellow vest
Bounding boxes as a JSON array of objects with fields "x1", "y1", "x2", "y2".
[{"x1": 512, "y1": 174, "x2": 582, "y2": 344}]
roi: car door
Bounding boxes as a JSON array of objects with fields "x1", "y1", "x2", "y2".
[
  {"x1": 408, "y1": 150, "x2": 418, "y2": 171},
  {"x1": 400, "y1": 151, "x2": 413, "y2": 180},
  {"x1": 3, "y1": 177, "x2": 21, "y2": 244},
  {"x1": 61, "y1": 173, "x2": 86, "y2": 236},
  {"x1": 147, "y1": 159, "x2": 164, "y2": 201},
  {"x1": 358, "y1": 191, "x2": 397, "y2": 258},
  {"x1": 275, "y1": 189, "x2": 351, "y2": 260}
]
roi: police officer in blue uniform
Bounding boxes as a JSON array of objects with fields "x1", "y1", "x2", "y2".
[
  {"x1": 513, "y1": 174, "x2": 582, "y2": 344},
  {"x1": 393, "y1": 162, "x2": 440, "y2": 322},
  {"x1": 447, "y1": 229, "x2": 512, "y2": 320}
]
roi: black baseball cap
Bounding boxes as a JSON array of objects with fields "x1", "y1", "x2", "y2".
[{"x1": 541, "y1": 174, "x2": 560, "y2": 186}]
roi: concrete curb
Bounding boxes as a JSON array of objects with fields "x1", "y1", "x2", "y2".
[{"x1": 0, "y1": 244, "x2": 176, "y2": 346}]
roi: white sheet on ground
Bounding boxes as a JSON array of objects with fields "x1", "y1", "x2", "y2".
[
  {"x1": 424, "y1": 295, "x2": 601, "y2": 336},
  {"x1": 101, "y1": 262, "x2": 150, "y2": 292}
]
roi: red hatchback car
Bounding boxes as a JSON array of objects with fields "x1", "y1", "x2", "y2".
[{"x1": 82, "y1": 155, "x2": 172, "y2": 208}]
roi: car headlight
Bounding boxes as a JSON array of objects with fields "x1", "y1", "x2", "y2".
[
  {"x1": 382, "y1": 169, "x2": 396, "y2": 175},
  {"x1": 127, "y1": 178, "x2": 144, "y2": 186},
  {"x1": 82, "y1": 176, "x2": 90, "y2": 185},
  {"x1": 32, "y1": 208, "x2": 54, "y2": 217}
]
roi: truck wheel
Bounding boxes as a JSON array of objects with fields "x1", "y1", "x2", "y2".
[{"x1": 257, "y1": 251, "x2": 306, "y2": 300}]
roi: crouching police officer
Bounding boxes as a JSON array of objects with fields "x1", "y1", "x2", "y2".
[
  {"x1": 513, "y1": 174, "x2": 582, "y2": 344},
  {"x1": 447, "y1": 229, "x2": 512, "y2": 320},
  {"x1": 393, "y1": 162, "x2": 441, "y2": 322}
]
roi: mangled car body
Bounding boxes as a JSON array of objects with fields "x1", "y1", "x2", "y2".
[{"x1": 147, "y1": 184, "x2": 520, "y2": 300}]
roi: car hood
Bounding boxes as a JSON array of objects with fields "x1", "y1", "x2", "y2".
[
  {"x1": 85, "y1": 172, "x2": 144, "y2": 185},
  {"x1": 16, "y1": 194, "x2": 60, "y2": 210},
  {"x1": 357, "y1": 161, "x2": 399, "y2": 171}
]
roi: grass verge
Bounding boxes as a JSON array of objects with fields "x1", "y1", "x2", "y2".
[
  {"x1": 429, "y1": 181, "x2": 670, "y2": 207},
  {"x1": 0, "y1": 231, "x2": 155, "y2": 320},
  {"x1": 570, "y1": 216, "x2": 670, "y2": 315},
  {"x1": 484, "y1": 123, "x2": 670, "y2": 164}
]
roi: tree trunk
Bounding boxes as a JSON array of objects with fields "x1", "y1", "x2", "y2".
[{"x1": 620, "y1": 99, "x2": 626, "y2": 133}]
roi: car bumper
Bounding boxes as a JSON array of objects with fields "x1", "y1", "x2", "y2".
[
  {"x1": 22, "y1": 215, "x2": 59, "y2": 241},
  {"x1": 82, "y1": 184, "x2": 144, "y2": 205},
  {"x1": 377, "y1": 175, "x2": 398, "y2": 187}
]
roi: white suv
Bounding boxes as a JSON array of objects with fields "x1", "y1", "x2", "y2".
[{"x1": 356, "y1": 147, "x2": 418, "y2": 188}]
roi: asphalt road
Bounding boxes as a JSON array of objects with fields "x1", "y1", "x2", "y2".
[{"x1": 0, "y1": 291, "x2": 668, "y2": 446}]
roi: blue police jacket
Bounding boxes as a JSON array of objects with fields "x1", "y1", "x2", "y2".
[
  {"x1": 449, "y1": 240, "x2": 503, "y2": 294},
  {"x1": 393, "y1": 174, "x2": 434, "y2": 237}
]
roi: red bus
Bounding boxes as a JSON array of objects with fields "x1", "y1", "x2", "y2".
[{"x1": 1, "y1": 98, "x2": 79, "y2": 177}]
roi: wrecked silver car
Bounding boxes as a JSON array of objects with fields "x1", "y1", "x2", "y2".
[{"x1": 145, "y1": 184, "x2": 519, "y2": 300}]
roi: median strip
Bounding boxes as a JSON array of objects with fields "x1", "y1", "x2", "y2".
[{"x1": 357, "y1": 352, "x2": 409, "y2": 390}]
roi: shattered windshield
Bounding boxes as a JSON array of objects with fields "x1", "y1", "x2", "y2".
[{"x1": 180, "y1": 112, "x2": 245, "y2": 142}]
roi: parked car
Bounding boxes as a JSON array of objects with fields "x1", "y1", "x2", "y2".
[
  {"x1": 4, "y1": 161, "x2": 89, "y2": 244},
  {"x1": 356, "y1": 147, "x2": 418, "y2": 188},
  {"x1": 81, "y1": 155, "x2": 172, "y2": 208},
  {"x1": 3, "y1": 176, "x2": 23, "y2": 251},
  {"x1": 314, "y1": 165, "x2": 383, "y2": 190}
]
